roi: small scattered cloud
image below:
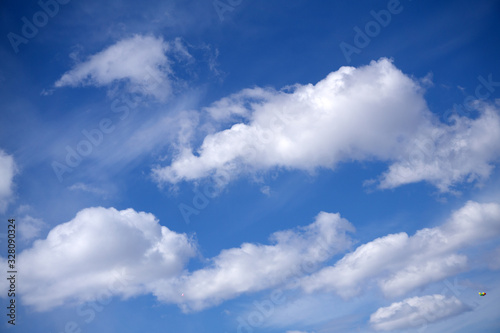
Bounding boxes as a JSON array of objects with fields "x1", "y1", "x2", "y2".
[
  {"x1": 369, "y1": 294, "x2": 471, "y2": 331},
  {"x1": 18, "y1": 215, "x2": 48, "y2": 241},
  {"x1": 260, "y1": 185, "x2": 271, "y2": 196},
  {"x1": 40, "y1": 88, "x2": 54, "y2": 96},
  {"x1": 54, "y1": 34, "x2": 190, "y2": 101},
  {"x1": 16, "y1": 204, "x2": 31, "y2": 214},
  {"x1": 0, "y1": 149, "x2": 17, "y2": 213},
  {"x1": 68, "y1": 182, "x2": 107, "y2": 197}
]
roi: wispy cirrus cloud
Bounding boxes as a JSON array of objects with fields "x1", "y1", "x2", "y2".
[
  {"x1": 18, "y1": 215, "x2": 48, "y2": 241},
  {"x1": 54, "y1": 35, "x2": 191, "y2": 101},
  {"x1": 0, "y1": 149, "x2": 17, "y2": 213},
  {"x1": 68, "y1": 182, "x2": 107, "y2": 197}
]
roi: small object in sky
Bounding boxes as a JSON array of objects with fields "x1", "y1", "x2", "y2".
[
  {"x1": 479, "y1": 292, "x2": 486, "y2": 296},
  {"x1": 181, "y1": 293, "x2": 184, "y2": 297}
]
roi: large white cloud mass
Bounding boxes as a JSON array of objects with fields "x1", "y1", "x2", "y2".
[
  {"x1": 0, "y1": 149, "x2": 16, "y2": 213},
  {"x1": 153, "y1": 58, "x2": 500, "y2": 192},
  {"x1": 300, "y1": 201, "x2": 500, "y2": 297},
  {"x1": 17, "y1": 207, "x2": 198, "y2": 311},
  {"x1": 2, "y1": 201, "x2": 498, "y2": 313},
  {"x1": 3, "y1": 209, "x2": 354, "y2": 312},
  {"x1": 369, "y1": 294, "x2": 471, "y2": 331}
]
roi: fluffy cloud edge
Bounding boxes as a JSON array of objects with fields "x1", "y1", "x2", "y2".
[
  {"x1": 4, "y1": 200, "x2": 498, "y2": 314},
  {"x1": 152, "y1": 58, "x2": 500, "y2": 193},
  {"x1": 1, "y1": 208, "x2": 354, "y2": 313},
  {"x1": 369, "y1": 294, "x2": 471, "y2": 331},
  {"x1": 54, "y1": 35, "x2": 191, "y2": 101},
  {"x1": 299, "y1": 201, "x2": 500, "y2": 299},
  {"x1": 13, "y1": 207, "x2": 198, "y2": 311}
]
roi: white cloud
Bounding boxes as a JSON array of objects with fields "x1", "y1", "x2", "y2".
[
  {"x1": 260, "y1": 185, "x2": 271, "y2": 196},
  {"x1": 18, "y1": 215, "x2": 48, "y2": 241},
  {"x1": 151, "y1": 212, "x2": 355, "y2": 312},
  {"x1": 378, "y1": 104, "x2": 500, "y2": 192},
  {"x1": 16, "y1": 207, "x2": 197, "y2": 311},
  {"x1": 153, "y1": 58, "x2": 500, "y2": 192},
  {"x1": 300, "y1": 201, "x2": 500, "y2": 298},
  {"x1": 0, "y1": 149, "x2": 16, "y2": 213},
  {"x1": 153, "y1": 58, "x2": 427, "y2": 184},
  {"x1": 6, "y1": 201, "x2": 498, "y2": 315},
  {"x1": 369, "y1": 294, "x2": 471, "y2": 331},
  {"x1": 68, "y1": 182, "x2": 107, "y2": 196},
  {"x1": 4, "y1": 209, "x2": 354, "y2": 313},
  {"x1": 55, "y1": 35, "x2": 188, "y2": 101},
  {"x1": 16, "y1": 204, "x2": 31, "y2": 214}
]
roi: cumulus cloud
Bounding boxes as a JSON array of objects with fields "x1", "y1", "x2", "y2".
[
  {"x1": 150, "y1": 212, "x2": 355, "y2": 312},
  {"x1": 369, "y1": 294, "x2": 471, "y2": 331},
  {"x1": 17, "y1": 207, "x2": 197, "y2": 311},
  {"x1": 7, "y1": 202, "x2": 498, "y2": 314},
  {"x1": 379, "y1": 103, "x2": 500, "y2": 191},
  {"x1": 55, "y1": 35, "x2": 190, "y2": 101},
  {"x1": 18, "y1": 215, "x2": 48, "y2": 241},
  {"x1": 300, "y1": 201, "x2": 500, "y2": 298},
  {"x1": 153, "y1": 58, "x2": 427, "y2": 183},
  {"x1": 4, "y1": 209, "x2": 354, "y2": 313},
  {"x1": 0, "y1": 149, "x2": 16, "y2": 213},
  {"x1": 153, "y1": 58, "x2": 500, "y2": 192}
]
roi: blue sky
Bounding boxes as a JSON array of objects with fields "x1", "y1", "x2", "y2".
[{"x1": 1, "y1": 0, "x2": 500, "y2": 332}]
